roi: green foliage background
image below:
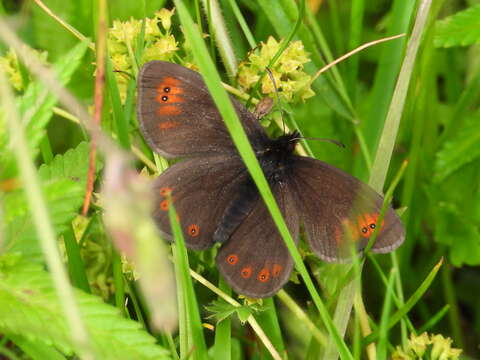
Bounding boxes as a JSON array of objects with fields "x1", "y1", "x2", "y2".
[{"x1": 0, "y1": 0, "x2": 479, "y2": 359}]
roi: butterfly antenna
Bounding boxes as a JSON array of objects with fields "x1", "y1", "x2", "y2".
[
  {"x1": 265, "y1": 67, "x2": 286, "y2": 135},
  {"x1": 113, "y1": 69, "x2": 134, "y2": 80},
  {"x1": 291, "y1": 136, "x2": 346, "y2": 148}
]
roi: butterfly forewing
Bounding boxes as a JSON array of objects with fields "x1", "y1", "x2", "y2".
[
  {"x1": 287, "y1": 157, "x2": 404, "y2": 262},
  {"x1": 137, "y1": 61, "x2": 268, "y2": 158},
  {"x1": 152, "y1": 155, "x2": 248, "y2": 250},
  {"x1": 216, "y1": 183, "x2": 299, "y2": 298}
]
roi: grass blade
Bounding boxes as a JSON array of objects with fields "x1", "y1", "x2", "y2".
[{"x1": 173, "y1": 1, "x2": 353, "y2": 358}]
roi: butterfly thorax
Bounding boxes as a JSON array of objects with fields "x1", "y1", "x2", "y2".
[
  {"x1": 258, "y1": 131, "x2": 299, "y2": 184},
  {"x1": 213, "y1": 132, "x2": 299, "y2": 244}
]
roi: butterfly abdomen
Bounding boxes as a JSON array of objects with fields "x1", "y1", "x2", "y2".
[{"x1": 213, "y1": 178, "x2": 259, "y2": 244}]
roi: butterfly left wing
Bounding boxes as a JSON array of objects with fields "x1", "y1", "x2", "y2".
[
  {"x1": 137, "y1": 61, "x2": 269, "y2": 158},
  {"x1": 286, "y1": 156, "x2": 405, "y2": 262},
  {"x1": 216, "y1": 183, "x2": 299, "y2": 298}
]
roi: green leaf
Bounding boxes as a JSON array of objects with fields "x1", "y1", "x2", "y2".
[
  {"x1": 434, "y1": 114, "x2": 480, "y2": 183},
  {"x1": 0, "y1": 254, "x2": 170, "y2": 359},
  {"x1": 434, "y1": 202, "x2": 480, "y2": 267},
  {"x1": 0, "y1": 41, "x2": 89, "y2": 179},
  {"x1": 428, "y1": 158, "x2": 480, "y2": 266},
  {"x1": 3, "y1": 141, "x2": 95, "y2": 261},
  {"x1": 10, "y1": 335, "x2": 66, "y2": 360},
  {"x1": 434, "y1": 5, "x2": 480, "y2": 48},
  {"x1": 3, "y1": 179, "x2": 83, "y2": 261},
  {"x1": 205, "y1": 300, "x2": 253, "y2": 324},
  {"x1": 38, "y1": 141, "x2": 99, "y2": 187}
]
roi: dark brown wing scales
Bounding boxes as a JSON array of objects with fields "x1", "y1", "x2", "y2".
[
  {"x1": 152, "y1": 155, "x2": 248, "y2": 250},
  {"x1": 287, "y1": 156, "x2": 404, "y2": 262},
  {"x1": 137, "y1": 61, "x2": 269, "y2": 158},
  {"x1": 216, "y1": 183, "x2": 299, "y2": 298}
]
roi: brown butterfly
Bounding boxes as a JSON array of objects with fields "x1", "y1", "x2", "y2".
[{"x1": 137, "y1": 61, "x2": 405, "y2": 298}]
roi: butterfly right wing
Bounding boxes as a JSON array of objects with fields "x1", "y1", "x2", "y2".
[
  {"x1": 152, "y1": 155, "x2": 249, "y2": 250},
  {"x1": 287, "y1": 156, "x2": 405, "y2": 262}
]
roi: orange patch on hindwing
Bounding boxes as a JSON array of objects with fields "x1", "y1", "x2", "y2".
[
  {"x1": 159, "y1": 187, "x2": 173, "y2": 197},
  {"x1": 227, "y1": 254, "x2": 239, "y2": 265},
  {"x1": 160, "y1": 199, "x2": 170, "y2": 211},
  {"x1": 258, "y1": 268, "x2": 270, "y2": 283},
  {"x1": 241, "y1": 266, "x2": 252, "y2": 279},
  {"x1": 272, "y1": 264, "x2": 282, "y2": 277},
  {"x1": 187, "y1": 224, "x2": 200, "y2": 237}
]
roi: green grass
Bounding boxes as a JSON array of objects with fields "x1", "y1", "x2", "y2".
[{"x1": 1, "y1": 0, "x2": 479, "y2": 359}]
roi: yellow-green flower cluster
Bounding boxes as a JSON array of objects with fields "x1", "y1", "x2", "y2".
[
  {"x1": 392, "y1": 332, "x2": 462, "y2": 359},
  {"x1": 0, "y1": 48, "x2": 47, "y2": 91},
  {"x1": 237, "y1": 37, "x2": 314, "y2": 103},
  {"x1": 108, "y1": 8, "x2": 178, "y2": 101}
]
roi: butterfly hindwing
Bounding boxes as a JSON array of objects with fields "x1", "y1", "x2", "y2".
[
  {"x1": 287, "y1": 157, "x2": 405, "y2": 262},
  {"x1": 152, "y1": 155, "x2": 248, "y2": 250},
  {"x1": 216, "y1": 183, "x2": 299, "y2": 298},
  {"x1": 137, "y1": 61, "x2": 268, "y2": 158}
]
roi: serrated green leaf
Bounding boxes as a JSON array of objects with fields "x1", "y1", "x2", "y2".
[
  {"x1": 10, "y1": 335, "x2": 66, "y2": 360},
  {"x1": 2, "y1": 141, "x2": 97, "y2": 261},
  {"x1": 0, "y1": 255, "x2": 170, "y2": 359},
  {"x1": 0, "y1": 41, "x2": 89, "y2": 179},
  {"x1": 428, "y1": 160, "x2": 480, "y2": 266},
  {"x1": 434, "y1": 4, "x2": 480, "y2": 48},
  {"x1": 434, "y1": 204, "x2": 480, "y2": 266},
  {"x1": 434, "y1": 114, "x2": 480, "y2": 183},
  {"x1": 205, "y1": 300, "x2": 239, "y2": 323},
  {"x1": 38, "y1": 141, "x2": 101, "y2": 188},
  {"x1": 3, "y1": 179, "x2": 83, "y2": 261},
  {"x1": 236, "y1": 307, "x2": 252, "y2": 324}
]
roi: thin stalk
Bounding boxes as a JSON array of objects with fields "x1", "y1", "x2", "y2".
[{"x1": 0, "y1": 69, "x2": 94, "y2": 359}]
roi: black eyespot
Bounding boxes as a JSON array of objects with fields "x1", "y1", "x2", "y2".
[
  {"x1": 161, "y1": 95, "x2": 168, "y2": 101},
  {"x1": 361, "y1": 227, "x2": 368, "y2": 234},
  {"x1": 370, "y1": 223, "x2": 376, "y2": 229},
  {"x1": 164, "y1": 87, "x2": 170, "y2": 93}
]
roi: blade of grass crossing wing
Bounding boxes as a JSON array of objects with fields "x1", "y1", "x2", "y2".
[
  {"x1": 173, "y1": 1, "x2": 353, "y2": 359},
  {"x1": 168, "y1": 200, "x2": 208, "y2": 360}
]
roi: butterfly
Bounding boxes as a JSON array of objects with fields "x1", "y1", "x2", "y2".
[{"x1": 136, "y1": 61, "x2": 405, "y2": 298}]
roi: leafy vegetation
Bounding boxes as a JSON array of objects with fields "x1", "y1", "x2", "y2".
[{"x1": 0, "y1": 0, "x2": 478, "y2": 359}]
